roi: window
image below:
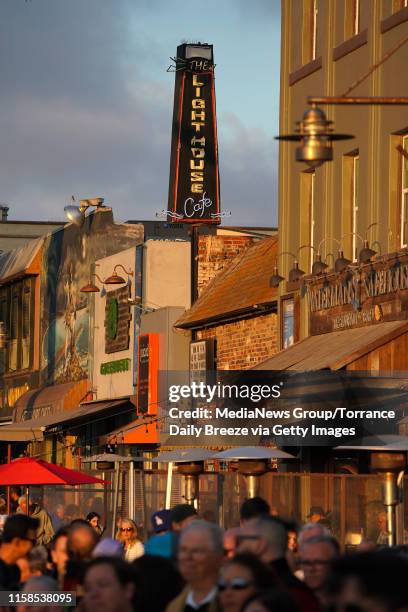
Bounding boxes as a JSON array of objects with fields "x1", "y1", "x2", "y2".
[
  {"x1": 303, "y1": 0, "x2": 318, "y2": 64},
  {"x1": 282, "y1": 299, "x2": 295, "y2": 349},
  {"x1": 393, "y1": 0, "x2": 408, "y2": 13},
  {"x1": 21, "y1": 282, "x2": 31, "y2": 370},
  {"x1": 352, "y1": 155, "x2": 359, "y2": 260},
  {"x1": 2, "y1": 279, "x2": 35, "y2": 373},
  {"x1": 342, "y1": 151, "x2": 359, "y2": 260},
  {"x1": 309, "y1": 172, "x2": 315, "y2": 271},
  {"x1": 400, "y1": 136, "x2": 408, "y2": 247},
  {"x1": 301, "y1": 170, "x2": 315, "y2": 272},
  {"x1": 345, "y1": 0, "x2": 360, "y2": 38}
]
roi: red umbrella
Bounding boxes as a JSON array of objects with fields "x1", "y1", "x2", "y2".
[{"x1": 0, "y1": 457, "x2": 106, "y2": 485}]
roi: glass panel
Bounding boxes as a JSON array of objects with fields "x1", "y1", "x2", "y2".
[{"x1": 282, "y1": 299, "x2": 295, "y2": 349}]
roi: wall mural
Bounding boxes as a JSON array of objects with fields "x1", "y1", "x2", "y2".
[{"x1": 40, "y1": 211, "x2": 143, "y2": 385}]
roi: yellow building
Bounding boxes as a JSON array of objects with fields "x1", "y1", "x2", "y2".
[{"x1": 278, "y1": 0, "x2": 408, "y2": 346}]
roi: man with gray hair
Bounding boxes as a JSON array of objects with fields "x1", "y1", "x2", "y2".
[
  {"x1": 298, "y1": 522, "x2": 330, "y2": 546},
  {"x1": 166, "y1": 520, "x2": 223, "y2": 612},
  {"x1": 299, "y1": 534, "x2": 340, "y2": 607},
  {"x1": 237, "y1": 516, "x2": 320, "y2": 612}
]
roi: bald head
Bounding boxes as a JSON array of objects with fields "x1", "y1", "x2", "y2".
[{"x1": 68, "y1": 521, "x2": 98, "y2": 560}]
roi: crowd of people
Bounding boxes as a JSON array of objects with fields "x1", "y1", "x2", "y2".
[{"x1": 0, "y1": 491, "x2": 407, "y2": 612}]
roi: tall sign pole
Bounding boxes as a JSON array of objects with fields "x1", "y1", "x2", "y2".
[
  {"x1": 167, "y1": 43, "x2": 221, "y2": 303},
  {"x1": 167, "y1": 43, "x2": 221, "y2": 224}
]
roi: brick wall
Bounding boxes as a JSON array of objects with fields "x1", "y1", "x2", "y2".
[
  {"x1": 197, "y1": 312, "x2": 278, "y2": 370},
  {"x1": 197, "y1": 235, "x2": 255, "y2": 296}
]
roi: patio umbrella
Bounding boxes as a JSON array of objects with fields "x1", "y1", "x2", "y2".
[{"x1": 0, "y1": 457, "x2": 106, "y2": 485}]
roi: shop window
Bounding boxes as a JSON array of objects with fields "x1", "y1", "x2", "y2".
[
  {"x1": 345, "y1": 0, "x2": 360, "y2": 38},
  {"x1": 400, "y1": 135, "x2": 408, "y2": 248},
  {"x1": 303, "y1": 0, "x2": 318, "y2": 64}
]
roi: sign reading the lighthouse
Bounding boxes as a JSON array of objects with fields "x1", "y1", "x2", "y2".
[{"x1": 167, "y1": 44, "x2": 221, "y2": 224}]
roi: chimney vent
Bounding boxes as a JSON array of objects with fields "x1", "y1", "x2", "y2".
[{"x1": 0, "y1": 205, "x2": 9, "y2": 222}]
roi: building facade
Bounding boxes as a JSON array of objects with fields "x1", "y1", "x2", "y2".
[{"x1": 278, "y1": 0, "x2": 408, "y2": 345}]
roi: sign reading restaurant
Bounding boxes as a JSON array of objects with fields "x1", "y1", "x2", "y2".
[
  {"x1": 307, "y1": 255, "x2": 408, "y2": 334},
  {"x1": 167, "y1": 43, "x2": 221, "y2": 223}
]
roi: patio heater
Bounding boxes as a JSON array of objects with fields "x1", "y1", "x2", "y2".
[
  {"x1": 213, "y1": 447, "x2": 295, "y2": 499},
  {"x1": 151, "y1": 449, "x2": 216, "y2": 508}
]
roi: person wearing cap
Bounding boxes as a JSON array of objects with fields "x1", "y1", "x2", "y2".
[
  {"x1": 307, "y1": 506, "x2": 329, "y2": 525},
  {"x1": 145, "y1": 505, "x2": 197, "y2": 559}
]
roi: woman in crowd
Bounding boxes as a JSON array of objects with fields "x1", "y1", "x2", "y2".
[
  {"x1": 218, "y1": 554, "x2": 275, "y2": 612},
  {"x1": 82, "y1": 556, "x2": 135, "y2": 612},
  {"x1": 116, "y1": 518, "x2": 144, "y2": 562},
  {"x1": 86, "y1": 511, "x2": 103, "y2": 535}
]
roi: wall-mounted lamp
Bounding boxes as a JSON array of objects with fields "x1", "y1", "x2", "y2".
[
  {"x1": 312, "y1": 238, "x2": 342, "y2": 275},
  {"x1": 80, "y1": 273, "x2": 105, "y2": 293},
  {"x1": 81, "y1": 265, "x2": 133, "y2": 293},
  {"x1": 358, "y1": 223, "x2": 378, "y2": 263},
  {"x1": 104, "y1": 265, "x2": 134, "y2": 285},
  {"x1": 64, "y1": 197, "x2": 105, "y2": 226},
  {"x1": 269, "y1": 251, "x2": 301, "y2": 288},
  {"x1": 269, "y1": 247, "x2": 314, "y2": 287}
]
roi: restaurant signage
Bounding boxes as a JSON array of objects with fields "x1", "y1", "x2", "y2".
[
  {"x1": 167, "y1": 43, "x2": 220, "y2": 224},
  {"x1": 137, "y1": 334, "x2": 159, "y2": 414},
  {"x1": 307, "y1": 256, "x2": 408, "y2": 334},
  {"x1": 100, "y1": 358, "x2": 131, "y2": 375}
]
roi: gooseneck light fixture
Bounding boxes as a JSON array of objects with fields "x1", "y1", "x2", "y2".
[
  {"x1": 64, "y1": 197, "x2": 105, "y2": 226},
  {"x1": 276, "y1": 105, "x2": 354, "y2": 169},
  {"x1": 104, "y1": 265, "x2": 134, "y2": 285},
  {"x1": 269, "y1": 248, "x2": 311, "y2": 288},
  {"x1": 80, "y1": 273, "x2": 105, "y2": 294},
  {"x1": 312, "y1": 238, "x2": 342, "y2": 275},
  {"x1": 80, "y1": 265, "x2": 134, "y2": 293}
]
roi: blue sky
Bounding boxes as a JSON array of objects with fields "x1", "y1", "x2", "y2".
[{"x1": 0, "y1": 0, "x2": 281, "y2": 226}]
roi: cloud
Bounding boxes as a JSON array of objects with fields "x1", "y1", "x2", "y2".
[{"x1": 218, "y1": 113, "x2": 278, "y2": 226}]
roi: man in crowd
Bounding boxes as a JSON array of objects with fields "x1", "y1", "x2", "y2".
[
  {"x1": 0, "y1": 514, "x2": 39, "y2": 589},
  {"x1": 299, "y1": 535, "x2": 340, "y2": 607},
  {"x1": 146, "y1": 504, "x2": 197, "y2": 559},
  {"x1": 18, "y1": 496, "x2": 54, "y2": 545},
  {"x1": 240, "y1": 496, "x2": 270, "y2": 525},
  {"x1": 166, "y1": 520, "x2": 223, "y2": 612},
  {"x1": 237, "y1": 515, "x2": 320, "y2": 612}
]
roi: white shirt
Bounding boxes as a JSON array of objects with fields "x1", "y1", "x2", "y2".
[
  {"x1": 124, "y1": 540, "x2": 144, "y2": 562},
  {"x1": 185, "y1": 587, "x2": 218, "y2": 610}
]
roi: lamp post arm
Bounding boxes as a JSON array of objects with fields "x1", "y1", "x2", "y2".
[
  {"x1": 308, "y1": 96, "x2": 408, "y2": 105},
  {"x1": 113, "y1": 264, "x2": 134, "y2": 277}
]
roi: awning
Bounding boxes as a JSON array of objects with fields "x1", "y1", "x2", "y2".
[
  {"x1": 0, "y1": 399, "x2": 131, "y2": 442},
  {"x1": 0, "y1": 237, "x2": 43, "y2": 285},
  {"x1": 100, "y1": 415, "x2": 159, "y2": 445},
  {"x1": 13, "y1": 380, "x2": 89, "y2": 422},
  {"x1": 0, "y1": 423, "x2": 44, "y2": 442},
  {"x1": 255, "y1": 320, "x2": 408, "y2": 371}
]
